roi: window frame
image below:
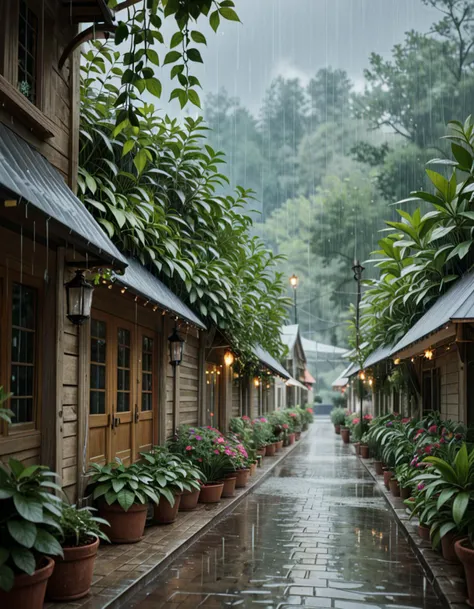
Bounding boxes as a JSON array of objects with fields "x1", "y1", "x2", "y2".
[{"x1": 0, "y1": 267, "x2": 42, "y2": 438}]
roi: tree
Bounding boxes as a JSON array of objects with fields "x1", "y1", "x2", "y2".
[{"x1": 307, "y1": 68, "x2": 353, "y2": 128}]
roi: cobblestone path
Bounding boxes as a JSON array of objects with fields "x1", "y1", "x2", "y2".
[{"x1": 130, "y1": 417, "x2": 442, "y2": 609}]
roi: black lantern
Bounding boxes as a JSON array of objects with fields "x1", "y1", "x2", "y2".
[
  {"x1": 168, "y1": 326, "x2": 184, "y2": 366},
  {"x1": 65, "y1": 270, "x2": 94, "y2": 325}
]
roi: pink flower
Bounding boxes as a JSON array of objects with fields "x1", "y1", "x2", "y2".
[
  {"x1": 307, "y1": 408, "x2": 313, "y2": 414},
  {"x1": 197, "y1": 457, "x2": 202, "y2": 462},
  {"x1": 424, "y1": 445, "x2": 432, "y2": 454},
  {"x1": 242, "y1": 416, "x2": 250, "y2": 420},
  {"x1": 283, "y1": 423, "x2": 289, "y2": 430},
  {"x1": 410, "y1": 457, "x2": 418, "y2": 467},
  {"x1": 186, "y1": 445, "x2": 193, "y2": 451},
  {"x1": 353, "y1": 418, "x2": 360, "y2": 425},
  {"x1": 217, "y1": 437, "x2": 225, "y2": 444},
  {"x1": 428, "y1": 425, "x2": 438, "y2": 434},
  {"x1": 402, "y1": 418, "x2": 411, "y2": 424},
  {"x1": 214, "y1": 449, "x2": 220, "y2": 454},
  {"x1": 196, "y1": 435, "x2": 202, "y2": 441},
  {"x1": 417, "y1": 483, "x2": 425, "y2": 491},
  {"x1": 225, "y1": 449, "x2": 232, "y2": 455}
]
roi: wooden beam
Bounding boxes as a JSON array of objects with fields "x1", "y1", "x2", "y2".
[
  {"x1": 54, "y1": 248, "x2": 65, "y2": 478},
  {"x1": 158, "y1": 315, "x2": 168, "y2": 445}
]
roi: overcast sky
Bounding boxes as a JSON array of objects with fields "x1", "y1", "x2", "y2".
[{"x1": 157, "y1": 0, "x2": 439, "y2": 114}]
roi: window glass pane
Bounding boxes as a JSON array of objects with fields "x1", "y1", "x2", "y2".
[
  {"x1": 12, "y1": 284, "x2": 35, "y2": 328},
  {"x1": 142, "y1": 373, "x2": 152, "y2": 392},
  {"x1": 118, "y1": 328, "x2": 130, "y2": 346},
  {"x1": 11, "y1": 328, "x2": 34, "y2": 363},
  {"x1": 117, "y1": 369, "x2": 130, "y2": 391},
  {"x1": 91, "y1": 319, "x2": 106, "y2": 339},
  {"x1": 91, "y1": 338, "x2": 106, "y2": 364},
  {"x1": 90, "y1": 364, "x2": 105, "y2": 390},
  {"x1": 117, "y1": 392, "x2": 130, "y2": 412},
  {"x1": 142, "y1": 393, "x2": 152, "y2": 412},
  {"x1": 10, "y1": 398, "x2": 32, "y2": 424},
  {"x1": 117, "y1": 344, "x2": 130, "y2": 368},
  {"x1": 17, "y1": 0, "x2": 38, "y2": 104},
  {"x1": 90, "y1": 391, "x2": 105, "y2": 415}
]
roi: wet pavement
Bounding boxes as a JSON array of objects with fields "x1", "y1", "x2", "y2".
[{"x1": 129, "y1": 417, "x2": 443, "y2": 609}]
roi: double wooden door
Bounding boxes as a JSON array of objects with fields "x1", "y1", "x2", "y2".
[{"x1": 88, "y1": 311, "x2": 157, "y2": 466}]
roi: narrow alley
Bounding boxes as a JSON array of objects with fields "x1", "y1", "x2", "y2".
[{"x1": 129, "y1": 418, "x2": 442, "y2": 609}]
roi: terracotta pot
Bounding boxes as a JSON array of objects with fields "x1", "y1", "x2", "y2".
[
  {"x1": 179, "y1": 489, "x2": 200, "y2": 511},
  {"x1": 295, "y1": 431, "x2": 301, "y2": 441},
  {"x1": 199, "y1": 482, "x2": 224, "y2": 503},
  {"x1": 46, "y1": 537, "x2": 99, "y2": 601},
  {"x1": 442, "y1": 532, "x2": 462, "y2": 564},
  {"x1": 221, "y1": 476, "x2": 237, "y2": 497},
  {"x1": 335, "y1": 424, "x2": 341, "y2": 435},
  {"x1": 288, "y1": 433, "x2": 296, "y2": 445},
  {"x1": 154, "y1": 494, "x2": 181, "y2": 524},
  {"x1": 257, "y1": 447, "x2": 266, "y2": 457},
  {"x1": 400, "y1": 485, "x2": 412, "y2": 500},
  {"x1": 0, "y1": 557, "x2": 54, "y2": 609},
  {"x1": 235, "y1": 468, "x2": 250, "y2": 488},
  {"x1": 374, "y1": 460, "x2": 384, "y2": 475},
  {"x1": 276, "y1": 440, "x2": 284, "y2": 452},
  {"x1": 455, "y1": 538, "x2": 474, "y2": 604},
  {"x1": 418, "y1": 524, "x2": 431, "y2": 541},
  {"x1": 99, "y1": 502, "x2": 147, "y2": 543},
  {"x1": 390, "y1": 478, "x2": 400, "y2": 497},
  {"x1": 383, "y1": 469, "x2": 393, "y2": 490},
  {"x1": 360, "y1": 445, "x2": 370, "y2": 459},
  {"x1": 257, "y1": 456, "x2": 263, "y2": 468},
  {"x1": 266, "y1": 443, "x2": 276, "y2": 456},
  {"x1": 249, "y1": 462, "x2": 257, "y2": 476},
  {"x1": 354, "y1": 442, "x2": 361, "y2": 455},
  {"x1": 341, "y1": 427, "x2": 350, "y2": 444}
]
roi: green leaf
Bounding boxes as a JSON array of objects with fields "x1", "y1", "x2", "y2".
[
  {"x1": 219, "y1": 7, "x2": 240, "y2": 21},
  {"x1": 437, "y1": 488, "x2": 457, "y2": 511},
  {"x1": 13, "y1": 493, "x2": 43, "y2": 523},
  {"x1": 122, "y1": 140, "x2": 135, "y2": 156},
  {"x1": 187, "y1": 48, "x2": 203, "y2": 63},
  {"x1": 9, "y1": 459, "x2": 25, "y2": 477},
  {"x1": 452, "y1": 143, "x2": 473, "y2": 169},
  {"x1": 146, "y1": 78, "x2": 162, "y2": 98},
  {"x1": 98, "y1": 218, "x2": 115, "y2": 239},
  {"x1": 0, "y1": 564, "x2": 15, "y2": 592},
  {"x1": 170, "y1": 31, "x2": 183, "y2": 48},
  {"x1": 7, "y1": 520, "x2": 37, "y2": 549},
  {"x1": 0, "y1": 548, "x2": 9, "y2": 567},
  {"x1": 190, "y1": 31, "x2": 207, "y2": 45},
  {"x1": 146, "y1": 49, "x2": 159, "y2": 66},
  {"x1": 11, "y1": 547, "x2": 36, "y2": 576},
  {"x1": 453, "y1": 491, "x2": 470, "y2": 525},
  {"x1": 455, "y1": 443, "x2": 469, "y2": 484},
  {"x1": 187, "y1": 89, "x2": 201, "y2": 108},
  {"x1": 34, "y1": 529, "x2": 63, "y2": 557},
  {"x1": 163, "y1": 51, "x2": 181, "y2": 65},
  {"x1": 117, "y1": 489, "x2": 135, "y2": 511},
  {"x1": 426, "y1": 169, "x2": 449, "y2": 198},
  {"x1": 210, "y1": 10, "x2": 220, "y2": 32},
  {"x1": 134, "y1": 149, "x2": 148, "y2": 175}
]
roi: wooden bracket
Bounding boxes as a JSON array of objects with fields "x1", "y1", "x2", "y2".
[{"x1": 59, "y1": 24, "x2": 117, "y2": 70}]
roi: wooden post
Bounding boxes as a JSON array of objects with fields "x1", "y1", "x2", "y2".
[
  {"x1": 76, "y1": 321, "x2": 89, "y2": 502},
  {"x1": 198, "y1": 330, "x2": 206, "y2": 426},
  {"x1": 158, "y1": 316, "x2": 168, "y2": 445},
  {"x1": 219, "y1": 363, "x2": 231, "y2": 432},
  {"x1": 173, "y1": 362, "x2": 180, "y2": 433}
]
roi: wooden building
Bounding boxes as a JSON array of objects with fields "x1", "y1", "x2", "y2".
[{"x1": 280, "y1": 325, "x2": 308, "y2": 406}]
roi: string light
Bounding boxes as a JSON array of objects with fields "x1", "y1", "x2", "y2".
[
  {"x1": 120, "y1": 287, "x2": 126, "y2": 294},
  {"x1": 107, "y1": 284, "x2": 113, "y2": 289},
  {"x1": 224, "y1": 350, "x2": 234, "y2": 366},
  {"x1": 424, "y1": 349, "x2": 434, "y2": 360},
  {"x1": 393, "y1": 358, "x2": 400, "y2": 365},
  {"x1": 359, "y1": 371, "x2": 366, "y2": 381},
  {"x1": 254, "y1": 378, "x2": 260, "y2": 387}
]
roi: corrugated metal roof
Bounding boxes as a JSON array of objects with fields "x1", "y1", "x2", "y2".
[
  {"x1": 253, "y1": 345, "x2": 291, "y2": 379},
  {"x1": 281, "y1": 324, "x2": 299, "y2": 352},
  {"x1": 331, "y1": 362, "x2": 357, "y2": 387},
  {"x1": 301, "y1": 337, "x2": 348, "y2": 356},
  {"x1": 332, "y1": 377, "x2": 348, "y2": 387},
  {"x1": 115, "y1": 257, "x2": 206, "y2": 329},
  {"x1": 391, "y1": 273, "x2": 474, "y2": 355},
  {"x1": 364, "y1": 344, "x2": 393, "y2": 368},
  {"x1": 0, "y1": 124, "x2": 126, "y2": 267},
  {"x1": 451, "y1": 291, "x2": 474, "y2": 320},
  {"x1": 345, "y1": 362, "x2": 360, "y2": 377},
  {"x1": 286, "y1": 377, "x2": 307, "y2": 390}
]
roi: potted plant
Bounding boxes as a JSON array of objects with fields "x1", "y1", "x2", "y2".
[
  {"x1": 341, "y1": 413, "x2": 351, "y2": 444},
  {"x1": 389, "y1": 476, "x2": 400, "y2": 497},
  {"x1": 330, "y1": 406, "x2": 346, "y2": 434},
  {"x1": 88, "y1": 460, "x2": 158, "y2": 543},
  {"x1": 360, "y1": 433, "x2": 370, "y2": 459},
  {"x1": 46, "y1": 505, "x2": 109, "y2": 601},
  {"x1": 0, "y1": 460, "x2": 64, "y2": 609},
  {"x1": 141, "y1": 448, "x2": 202, "y2": 523},
  {"x1": 395, "y1": 463, "x2": 416, "y2": 500}
]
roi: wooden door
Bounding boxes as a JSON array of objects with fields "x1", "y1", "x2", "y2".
[
  {"x1": 89, "y1": 315, "x2": 110, "y2": 465},
  {"x1": 135, "y1": 330, "x2": 156, "y2": 458},
  {"x1": 111, "y1": 322, "x2": 135, "y2": 465}
]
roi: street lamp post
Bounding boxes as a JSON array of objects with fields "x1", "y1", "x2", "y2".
[
  {"x1": 289, "y1": 274, "x2": 298, "y2": 324},
  {"x1": 352, "y1": 260, "x2": 365, "y2": 434}
]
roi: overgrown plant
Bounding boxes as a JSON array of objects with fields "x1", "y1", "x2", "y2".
[{"x1": 58, "y1": 505, "x2": 110, "y2": 547}]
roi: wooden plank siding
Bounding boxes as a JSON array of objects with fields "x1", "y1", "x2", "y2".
[
  {"x1": 179, "y1": 329, "x2": 200, "y2": 427},
  {"x1": 231, "y1": 380, "x2": 241, "y2": 418}
]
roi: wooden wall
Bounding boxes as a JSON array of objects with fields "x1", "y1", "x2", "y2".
[
  {"x1": 179, "y1": 328, "x2": 200, "y2": 427},
  {"x1": 231, "y1": 380, "x2": 240, "y2": 418},
  {"x1": 437, "y1": 351, "x2": 461, "y2": 421}
]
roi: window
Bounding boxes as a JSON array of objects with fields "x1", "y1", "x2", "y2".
[
  {"x1": 17, "y1": 0, "x2": 38, "y2": 104},
  {"x1": 141, "y1": 336, "x2": 153, "y2": 412},
  {"x1": 117, "y1": 327, "x2": 131, "y2": 413},
  {"x1": 90, "y1": 319, "x2": 107, "y2": 415},
  {"x1": 10, "y1": 283, "x2": 37, "y2": 424}
]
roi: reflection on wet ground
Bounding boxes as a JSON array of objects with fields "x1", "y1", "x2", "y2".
[{"x1": 130, "y1": 417, "x2": 442, "y2": 608}]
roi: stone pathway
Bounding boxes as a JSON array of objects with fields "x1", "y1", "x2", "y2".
[{"x1": 128, "y1": 417, "x2": 443, "y2": 609}]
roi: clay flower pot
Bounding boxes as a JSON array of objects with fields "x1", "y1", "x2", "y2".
[
  {"x1": 288, "y1": 433, "x2": 296, "y2": 445},
  {"x1": 221, "y1": 476, "x2": 237, "y2": 498},
  {"x1": 455, "y1": 538, "x2": 474, "y2": 604},
  {"x1": 154, "y1": 494, "x2": 181, "y2": 524},
  {"x1": 235, "y1": 468, "x2": 250, "y2": 488},
  {"x1": 199, "y1": 482, "x2": 224, "y2": 503},
  {"x1": 266, "y1": 443, "x2": 276, "y2": 456},
  {"x1": 295, "y1": 431, "x2": 301, "y2": 441},
  {"x1": 334, "y1": 424, "x2": 341, "y2": 435},
  {"x1": 442, "y1": 532, "x2": 462, "y2": 564},
  {"x1": 390, "y1": 478, "x2": 400, "y2": 497},
  {"x1": 249, "y1": 462, "x2": 257, "y2": 476},
  {"x1": 383, "y1": 469, "x2": 393, "y2": 490},
  {"x1": 46, "y1": 537, "x2": 99, "y2": 601},
  {"x1": 341, "y1": 427, "x2": 350, "y2": 444},
  {"x1": 257, "y1": 447, "x2": 266, "y2": 458},
  {"x1": 0, "y1": 557, "x2": 54, "y2": 609},
  {"x1": 374, "y1": 461, "x2": 384, "y2": 476},
  {"x1": 360, "y1": 445, "x2": 370, "y2": 459},
  {"x1": 400, "y1": 485, "x2": 411, "y2": 500},
  {"x1": 354, "y1": 442, "x2": 361, "y2": 455},
  {"x1": 179, "y1": 489, "x2": 200, "y2": 511},
  {"x1": 99, "y1": 502, "x2": 147, "y2": 543},
  {"x1": 418, "y1": 524, "x2": 431, "y2": 541},
  {"x1": 276, "y1": 440, "x2": 284, "y2": 452}
]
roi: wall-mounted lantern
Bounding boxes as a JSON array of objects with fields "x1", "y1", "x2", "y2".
[
  {"x1": 254, "y1": 378, "x2": 260, "y2": 388},
  {"x1": 168, "y1": 326, "x2": 184, "y2": 366},
  {"x1": 224, "y1": 350, "x2": 234, "y2": 367},
  {"x1": 65, "y1": 270, "x2": 94, "y2": 325}
]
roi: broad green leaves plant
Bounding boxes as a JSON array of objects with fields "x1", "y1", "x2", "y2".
[
  {"x1": 79, "y1": 44, "x2": 289, "y2": 363},
  {"x1": 0, "y1": 460, "x2": 64, "y2": 592},
  {"x1": 88, "y1": 461, "x2": 159, "y2": 511}
]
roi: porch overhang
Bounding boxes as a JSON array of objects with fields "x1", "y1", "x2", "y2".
[
  {"x1": 390, "y1": 323, "x2": 456, "y2": 361},
  {"x1": 0, "y1": 124, "x2": 126, "y2": 269},
  {"x1": 253, "y1": 345, "x2": 291, "y2": 380},
  {"x1": 61, "y1": 0, "x2": 114, "y2": 25}
]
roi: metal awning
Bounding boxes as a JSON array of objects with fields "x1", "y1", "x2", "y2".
[
  {"x1": 0, "y1": 124, "x2": 126, "y2": 268},
  {"x1": 364, "y1": 344, "x2": 394, "y2": 368},
  {"x1": 253, "y1": 345, "x2": 291, "y2": 380},
  {"x1": 114, "y1": 257, "x2": 206, "y2": 329},
  {"x1": 391, "y1": 273, "x2": 474, "y2": 356},
  {"x1": 332, "y1": 377, "x2": 348, "y2": 388},
  {"x1": 286, "y1": 377, "x2": 307, "y2": 390}
]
